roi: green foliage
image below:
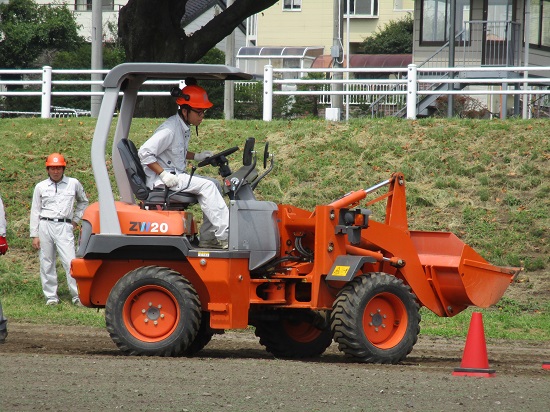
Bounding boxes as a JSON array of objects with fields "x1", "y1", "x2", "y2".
[
  {"x1": 0, "y1": 0, "x2": 86, "y2": 113},
  {"x1": 288, "y1": 72, "x2": 326, "y2": 118},
  {"x1": 361, "y1": 14, "x2": 413, "y2": 54},
  {"x1": 196, "y1": 49, "x2": 226, "y2": 119},
  {"x1": 50, "y1": 43, "x2": 126, "y2": 111},
  {"x1": 235, "y1": 82, "x2": 293, "y2": 120},
  {"x1": 235, "y1": 81, "x2": 264, "y2": 119},
  {"x1": 0, "y1": 0, "x2": 83, "y2": 68},
  {"x1": 54, "y1": 43, "x2": 126, "y2": 70}
]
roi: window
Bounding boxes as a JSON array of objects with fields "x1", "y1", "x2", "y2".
[
  {"x1": 348, "y1": 0, "x2": 379, "y2": 17},
  {"x1": 394, "y1": 0, "x2": 413, "y2": 12},
  {"x1": 420, "y1": 0, "x2": 471, "y2": 45},
  {"x1": 283, "y1": 0, "x2": 301, "y2": 11},
  {"x1": 530, "y1": 0, "x2": 550, "y2": 49},
  {"x1": 74, "y1": 0, "x2": 114, "y2": 12}
]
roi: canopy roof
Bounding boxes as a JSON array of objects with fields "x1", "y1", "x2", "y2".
[
  {"x1": 312, "y1": 54, "x2": 412, "y2": 69},
  {"x1": 237, "y1": 46, "x2": 324, "y2": 60}
]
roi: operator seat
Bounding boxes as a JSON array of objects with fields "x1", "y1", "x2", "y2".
[{"x1": 117, "y1": 139, "x2": 198, "y2": 210}]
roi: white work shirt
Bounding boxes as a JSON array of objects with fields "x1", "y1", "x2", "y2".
[
  {"x1": 138, "y1": 113, "x2": 191, "y2": 189},
  {"x1": 30, "y1": 176, "x2": 89, "y2": 238},
  {"x1": 0, "y1": 195, "x2": 6, "y2": 237}
]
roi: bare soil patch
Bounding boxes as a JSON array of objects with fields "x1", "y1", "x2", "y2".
[{"x1": 1, "y1": 323, "x2": 548, "y2": 411}]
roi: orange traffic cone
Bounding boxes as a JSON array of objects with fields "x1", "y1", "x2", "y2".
[
  {"x1": 543, "y1": 362, "x2": 550, "y2": 370},
  {"x1": 452, "y1": 312, "x2": 496, "y2": 378}
]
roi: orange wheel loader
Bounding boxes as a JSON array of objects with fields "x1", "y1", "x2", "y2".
[{"x1": 71, "y1": 63, "x2": 521, "y2": 363}]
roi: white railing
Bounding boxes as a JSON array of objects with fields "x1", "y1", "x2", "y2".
[
  {"x1": 262, "y1": 64, "x2": 550, "y2": 120},
  {"x1": 3, "y1": 65, "x2": 550, "y2": 120},
  {"x1": 0, "y1": 66, "x2": 186, "y2": 118}
]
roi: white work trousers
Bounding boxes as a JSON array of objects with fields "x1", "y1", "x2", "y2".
[
  {"x1": 173, "y1": 174, "x2": 228, "y2": 241},
  {"x1": 38, "y1": 221, "x2": 79, "y2": 301}
]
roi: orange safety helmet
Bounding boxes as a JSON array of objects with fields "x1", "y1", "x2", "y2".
[
  {"x1": 45, "y1": 153, "x2": 67, "y2": 167},
  {"x1": 176, "y1": 84, "x2": 213, "y2": 109}
]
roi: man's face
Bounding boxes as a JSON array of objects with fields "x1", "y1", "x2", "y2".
[
  {"x1": 186, "y1": 107, "x2": 206, "y2": 126},
  {"x1": 47, "y1": 166, "x2": 64, "y2": 183}
]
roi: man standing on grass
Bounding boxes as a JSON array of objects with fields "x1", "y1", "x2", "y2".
[
  {"x1": 30, "y1": 153, "x2": 88, "y2": 306},
  {"x1": 0, "y1": 194, "x2": 8, "y2": 343}
]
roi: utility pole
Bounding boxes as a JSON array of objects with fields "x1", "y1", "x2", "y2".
[
  {"x1": 224, "y1": 0, "x2": 236, "y2": 120},
  {"x1": 91, "y1": 0, "x2": 103, "y2": 117},
  {"x1": 448, "y1": 0, "x2": 455, "y2": 118},
  {"x1": 329, "y1": 0, "x2": 344, "y2": 121}
]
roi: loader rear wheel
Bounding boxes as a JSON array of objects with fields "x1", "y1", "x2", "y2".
[
  {"x1": 331, "y1": 273, "x2": 420, "y2": 364},
  {"x1": 254, "y1": 312, "x2": 332, "y2": 358},
  {"x1": 105, "y1": 266, "x2": 201, "y2": 356}
]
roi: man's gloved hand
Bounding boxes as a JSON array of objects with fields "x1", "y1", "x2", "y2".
[
  {"x1": 0, "y1": 236, "x2": 8, "y2": 255},
  {"x1": 159, "y1": 171, "x2": 179, "y2": 188},
  {"x1": 194, "y1": 151, "x2": 214, "y2": 162}
]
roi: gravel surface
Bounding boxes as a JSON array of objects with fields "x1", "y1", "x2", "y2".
[{"x1": 1, "y1": 322, "x2": 549, "y2": 411}]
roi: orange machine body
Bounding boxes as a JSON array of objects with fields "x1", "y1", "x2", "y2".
[{"x1": 72, "y1": 173, "x2": 519, "y2": 330}]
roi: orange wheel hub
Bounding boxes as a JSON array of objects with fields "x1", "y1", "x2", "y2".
[
  {"x1": 362, "y1": 292, "x2": 408, "y2": 349},
  {"x1": 123, "y1": 285, "x2": 180, "y2": 342}
]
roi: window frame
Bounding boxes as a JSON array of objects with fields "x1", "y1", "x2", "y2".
[
  {"x1": 530, "y1": 0, "x2": 550, "y2": 51},
  {"x1": 393, "y1": 0, "x2": 414, "y2": 12},
  {"x1": 74, "y1": 0, "x2": 114, "y2": 12},
  {"x1": 420, "y1": 0, "x2": 472, "y2": 46},
  {"x1": 282, "y1": 0, "x2": 302, "y2": 12},
  {"x1": 344, "y1": 0, "x2": 379, "y2": 18}
]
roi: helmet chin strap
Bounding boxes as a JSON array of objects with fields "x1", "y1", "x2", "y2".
[{"x1": 179, "y1": 108, "x2": 199, "y2": 136}]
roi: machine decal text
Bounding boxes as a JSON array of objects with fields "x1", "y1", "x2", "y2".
[{"x1": 129, "y1": 221, "x2": 169, "y2": 233}]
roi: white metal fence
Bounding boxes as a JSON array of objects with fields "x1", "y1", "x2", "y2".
[
  {"x1": 262, "y1": 64, "x2": 550, "y2": 120},
  {"x1": 2, "y1": 65, "x2": 550, "y2": 120},
  {"x1": 0, "y1": 66, "x2": 187, "y2": 118}
]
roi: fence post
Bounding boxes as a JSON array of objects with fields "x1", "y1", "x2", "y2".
[
  {"x1": 263, "y1": 64, "x2": 273, "y2": 121},
  {"x1": 406, "y1": 64, "x2": 417, "y2": 120},
  {"x1": 41, "y1": 66, "x2": 52, "y2": 118}
]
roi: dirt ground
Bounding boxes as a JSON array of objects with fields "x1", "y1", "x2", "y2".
[{"x1": 1, "y1": 322, "x2": 548, "y2": 412}]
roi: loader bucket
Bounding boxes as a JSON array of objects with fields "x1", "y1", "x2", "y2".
[{"x1": 409, "y1": 231, "x2": 520, "y2": 315}]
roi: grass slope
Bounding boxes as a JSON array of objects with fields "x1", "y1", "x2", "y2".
[{"x1": 0, "y1": 117, "x2": 548, "y2": 339}]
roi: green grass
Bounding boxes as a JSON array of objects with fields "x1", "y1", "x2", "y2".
[{"x1": 0, "y1": 117, "x2": 549, "y2": 340}]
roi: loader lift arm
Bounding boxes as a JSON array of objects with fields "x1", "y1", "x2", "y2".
[{"x1": 327, "y1": 173, "x2": 520, "y2": 317}]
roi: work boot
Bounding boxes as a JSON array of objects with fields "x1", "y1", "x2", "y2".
[
  {"x1": 198, "y1": 238, "x2": 228, "y2": 250},
  {"x1": 0, "y1": 328, "x2": 7, "y2": 344}
]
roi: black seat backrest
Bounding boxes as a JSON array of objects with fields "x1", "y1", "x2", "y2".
[
  {"x1": 117, "y1": 139, "x2": 198, "y2": 209},
  {"x1": 117, "y1": 139, "x2": 149, "y2": 201}
]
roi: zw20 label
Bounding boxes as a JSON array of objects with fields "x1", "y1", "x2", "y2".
[{"x1": 129, "y1": 221, "x2": 169, "y2": 233}]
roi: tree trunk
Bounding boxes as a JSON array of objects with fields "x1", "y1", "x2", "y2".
[{"x1": 118, "y1": 0, "x2": 277, "y2": 117}]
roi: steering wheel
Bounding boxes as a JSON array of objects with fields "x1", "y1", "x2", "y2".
[{"x1": 197, "y1": 146, "x2": 239, "y2": 168}]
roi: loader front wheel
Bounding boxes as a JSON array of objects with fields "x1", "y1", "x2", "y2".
[
  {"x1": 331, "y1": 273, "x2": 420, "y2": 364},
  {"x1": 254, "y1": 312, "x2": 332, "y2": 358},
  {"x1": 183, "y1": 312, "x2": 217, "y2": 356},
  {"x1": 106, "y1": 266, "x2": 201, "y2": 356}
]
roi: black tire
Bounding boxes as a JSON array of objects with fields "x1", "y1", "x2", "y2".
[
  {"x1": 183, "y1": 312, "x2": 217, "y2": 356},
  {"x1": 254, "y1": 311, "x2": 333, "y2": 358},
  {"x1": 105, "y1": 266, "x2": 201, "y2": 356},
  {"x1": 331, "y1": 273, "x2": 420, "y2": 364}
]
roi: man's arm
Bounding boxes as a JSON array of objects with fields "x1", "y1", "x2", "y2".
[
  {"x1": 0, "y1": 196, "x2": 6, "y2": 237},
  {"x1": 29, "y1": 184, "x2": 41, "y2": 238},
  {"x1": 30, "y1": 185, "x2": 41, "y2": 250},
  {"x1": 73, "y1": 180, "x2": 89, "y2": 224}
]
